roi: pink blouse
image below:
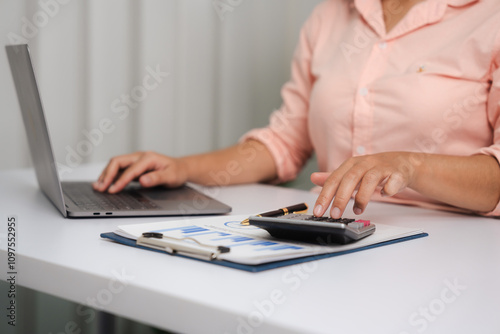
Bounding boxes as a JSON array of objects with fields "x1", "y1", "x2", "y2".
[{"x1": 242, "y1": 0, "x2": 500, "y2": 216}]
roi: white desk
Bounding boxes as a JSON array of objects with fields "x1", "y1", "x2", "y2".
[{"x1": 1, "y1": 164, "x2": 499, "y2": 334}]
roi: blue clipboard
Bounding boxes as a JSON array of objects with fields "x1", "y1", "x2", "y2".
[{"x1": 100, "y1": 231, "x2": 428, "y2": 273}]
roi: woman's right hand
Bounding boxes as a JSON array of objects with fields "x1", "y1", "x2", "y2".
[{"x1": 92, "y1": 151, "x2": 189, "y2": 193}]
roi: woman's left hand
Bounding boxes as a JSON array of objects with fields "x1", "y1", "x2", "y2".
[{"x1": 311, "y1": 152, "x2": 418, "y2": 218}]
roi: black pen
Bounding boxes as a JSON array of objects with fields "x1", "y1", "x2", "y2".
[{"x1": 241, "y1": 203, "x2": 309, "y2": 225}]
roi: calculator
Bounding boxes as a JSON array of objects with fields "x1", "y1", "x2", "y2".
[{"x1": 248, "y1": 213, "x2": 376, "y2": 245}]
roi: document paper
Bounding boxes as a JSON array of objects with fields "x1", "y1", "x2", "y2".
[{"x1": 113, "y1": 215, "x2": 425, "y2": 265}]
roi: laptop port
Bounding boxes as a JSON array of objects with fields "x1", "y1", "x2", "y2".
[
  {"x1": 106, "y1": 212, "x2": 112, "y2": 215},
  {"x1": 93, "y1": 212, "x2": 100, "y2": 215}
]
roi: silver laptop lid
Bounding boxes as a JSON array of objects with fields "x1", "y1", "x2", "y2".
[{"x1": 6, "y1": 44, "x2": 67, "y2": 217}]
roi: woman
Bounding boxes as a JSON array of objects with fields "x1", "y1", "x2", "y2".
[{"x1": 94, "y1": 0, "x2": 500, "y2": 218}]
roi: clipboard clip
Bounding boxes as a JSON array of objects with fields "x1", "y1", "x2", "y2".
[{"x1": 137, "y1": 232, "x2": 230, "y2": 261}]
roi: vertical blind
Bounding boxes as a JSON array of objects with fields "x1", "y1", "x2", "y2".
[
  {"x1": 0, "y1": 0, "x2": 322, "y2": 176},
  {"x1": 0, "y1": 2, "x2": 322, "y2": 332}
]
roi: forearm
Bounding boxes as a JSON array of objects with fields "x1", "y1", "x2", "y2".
[
  {"x1": 409, "y1": 153, "x2": 500, "y2": 212},
  {"x1": 180, "y1": 139, "x2": 277, "y2": 186}
]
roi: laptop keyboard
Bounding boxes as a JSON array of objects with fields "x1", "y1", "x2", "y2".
[{"x1": 63, "y1": 184, "x2": 159, "y2": 211}]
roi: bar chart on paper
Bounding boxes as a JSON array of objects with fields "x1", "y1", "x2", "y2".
[{"x1": 105, "y1": 215, "x2": 427, "y2": 266}]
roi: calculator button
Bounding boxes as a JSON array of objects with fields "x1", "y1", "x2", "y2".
[
  {"x1": 305, "y1": 217, "x2": 355, "y2": 224},
  {"x1": 355, "y1": 220, "x2": 371, "y2": 226},
  {"x1": 337, "y1": 218, "x2": 355, "y2": 224},
  {"x1": 349, "y1": 220, "x2": 371, "y2": 229},
  {"x1": 348, "y1": 222, "x2": 365, "y2": 229},
  {"x1": 305, "y1": 216, "x2": 330, "y2": 222}
]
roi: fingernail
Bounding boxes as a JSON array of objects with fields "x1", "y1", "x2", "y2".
[
  {"x1": 353, "y1": 207, "x2": 362, "y2": 215},
  {"x1": 331, "y1": 207, "x2": 341, "y2": 218},
  {"x1": 108, "y1": 185, "x2": 116, "y2": 193},
  {"x1": 313, "y1": 204, "x2": 323, "y2": 217}
]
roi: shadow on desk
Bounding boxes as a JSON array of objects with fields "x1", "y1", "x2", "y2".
[{"x1": 0, "y1": 281, "x2": 173, "y2": 334}]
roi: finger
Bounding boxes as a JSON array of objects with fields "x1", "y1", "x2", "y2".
[
  {"x1": 310, "y1": 172, "x2": 330, "y2": 187},
  {"x1": 313, "y1": 171, "x2": 344, "y2": 217},
  {"x1": 353, "y1": 169, "x2": 386, "y2": 215},
  {"x1": 312, "y1": 162, "x2": 356, "y2": 217},
  {"x1": 330, "y1": 168, "x2": 365, "y2": 218},
  {"x1": 96, "y1": 156, "x2": 135, "y2": 188},
  {"x1": 139, "y1": 167, "x2": 183, "y2": 188},
  {"x1": 93, "y1": 153, "x2": 141, "y2": 192},
  {"x1": 107, "y1": 153, "x2": 159, "y2": 193},
  {"x1": 381, "y1": 171, "x2": 407, "y2": 197},
  {"x1": 95, "y1": 169, "x2": 125, "y2": 189}
]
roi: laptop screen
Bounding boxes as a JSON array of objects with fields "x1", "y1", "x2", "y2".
[{"x1": 6, "y1": 44, "x2": 67, "y2": 217}]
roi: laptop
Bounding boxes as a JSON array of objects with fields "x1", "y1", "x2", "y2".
[{"x1": 5, "y1": 44, "x2": 232, "y2": 218}]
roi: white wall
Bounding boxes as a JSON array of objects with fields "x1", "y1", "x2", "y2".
[{"x1": 0, "y1": 0, "x2": 323, "y2": 180}]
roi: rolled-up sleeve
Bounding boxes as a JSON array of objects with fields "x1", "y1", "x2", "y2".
[
  {"x1": 240, "y1": 5, "x2": 322, "y2": 183},
  {"x1": 475, "y1": 32, "x2": 500, "y2": 216}
]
